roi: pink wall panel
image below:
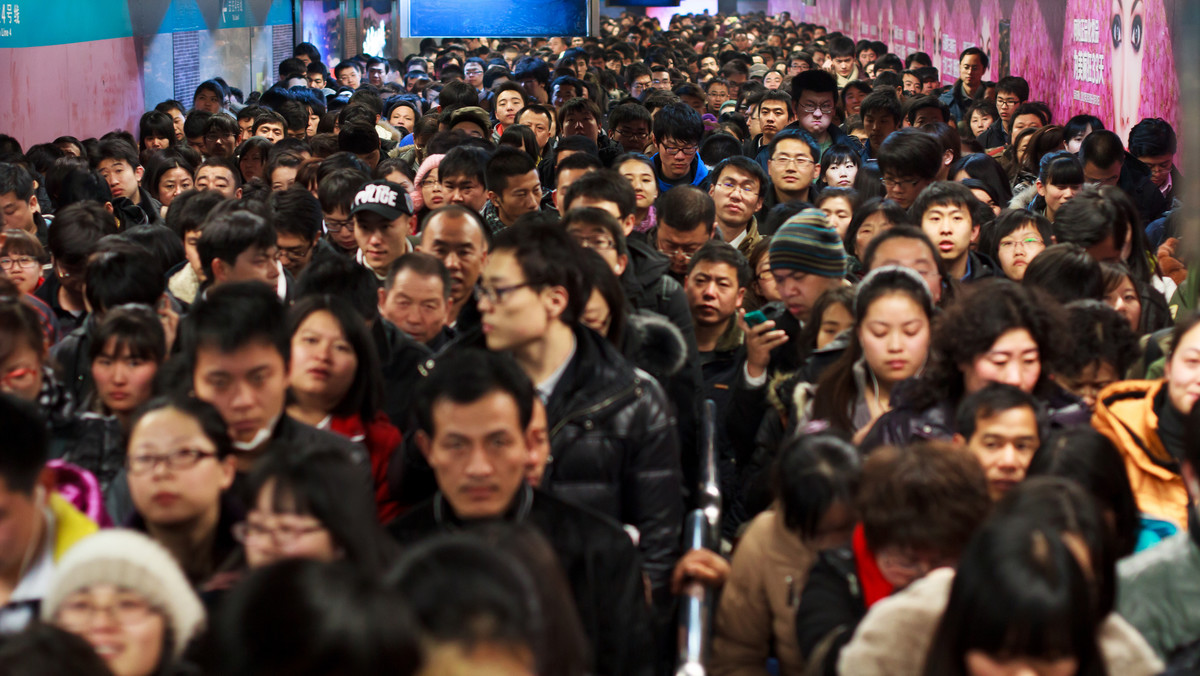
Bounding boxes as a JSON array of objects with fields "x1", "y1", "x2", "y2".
[{"x1": 0, "y1": 36, "x2": 145, "y2": 150}]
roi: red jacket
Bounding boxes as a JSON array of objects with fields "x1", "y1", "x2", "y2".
[{"x1": 329, "y1": 412, "x2": 404, "y2": 523}]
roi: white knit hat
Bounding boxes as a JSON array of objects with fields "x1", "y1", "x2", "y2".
[{"x1": 41, "y1": 529, "x2": 206, "y2": 656}]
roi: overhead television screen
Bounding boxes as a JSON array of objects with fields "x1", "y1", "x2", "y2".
[{"x1": 408, "y1": 0, "x2": 588, "y2": 37}]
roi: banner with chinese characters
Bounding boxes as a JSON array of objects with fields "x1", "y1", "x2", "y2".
[{"x1": 772, "y1": 0, "x2": 1181, "y2": 144}]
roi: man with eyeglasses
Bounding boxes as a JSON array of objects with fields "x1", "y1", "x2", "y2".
[
  {"x1": 709, "y1": 157, "x2": 767, "y2": 258},
  {"x1": 651, "y1": 102, "x2": 708, "y2": 194},
  {"x1": 317, "y1": 170, "x2": 367, "y2": 257},
  {"x1": 270, "y1": 187, "x2": 333, "y2": 279},
  {"x1": 473, "y1": 222, "x2": 682, "y2": 606},
  {"x1": 626, "y1": 63, "x2": 653, "y2": 100},
  {"x1": 607, "y1": 103, "x2": 653, "y2": 154},
  {"x1": 786, "y1": 70, "x2": 864, "y2": 158},
  {"x1": 877, "y1": 129, "x2": 943, "y2": 209},
  {"x1": 463, "y1": 58, "x2": 487, "y2": 95},
  {"x1": 939, "y1": 47, "x2": 989, "y2": 123},
  {"x1": 766, "y1": 130, "x2": 820, "y2": 210},
  {"x1": 650, "y1": 64, "x2": 672, "y2": 91},
  {"x1": 976, "y1": 76, "x2": 1029, "y2": 150},
  {"x1": 350, "y1": 180, "x2": 416, "y2": 287}
]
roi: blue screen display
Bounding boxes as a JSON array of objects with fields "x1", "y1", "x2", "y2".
[{"x1": 409, "y1": 0, "x2": 588, "y2": 37}]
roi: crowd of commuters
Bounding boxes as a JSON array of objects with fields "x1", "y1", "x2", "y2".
[{"x1": 0, "y1": 7, "x2": 1196, "y2": 675}]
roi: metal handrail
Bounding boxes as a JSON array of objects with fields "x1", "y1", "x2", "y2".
[{"x1": 676, "y1": 400, "x2": 721, "y2": 676}]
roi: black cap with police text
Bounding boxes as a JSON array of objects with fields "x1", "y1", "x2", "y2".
[{"x1": 351, "y1": 180, "x2": 414, "y2": 221}]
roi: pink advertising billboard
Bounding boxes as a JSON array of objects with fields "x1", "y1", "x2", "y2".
[{"x1": 771, "y1": 0, "x2": 1182, "y2": 144}]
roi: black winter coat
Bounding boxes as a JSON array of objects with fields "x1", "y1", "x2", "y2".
[
  {"x1": 544, "y1": 326, "x2": 683, "y2": 598},
  {"x1": 389, "y1": 485, "x2": 655, "y2": 676}
]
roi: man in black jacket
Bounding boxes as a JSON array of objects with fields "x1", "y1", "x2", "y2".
[
  {"x1": 1080, "y1": 130, "x2": 1171, "y2": 226},
  {"x1": 477, "y1": 222, "x2": 682, "y2": 599},
  {"x1": 388, "y1": 349, "x2": 654, "y2": 676}
]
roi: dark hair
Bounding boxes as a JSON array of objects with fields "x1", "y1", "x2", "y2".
[
  {"x1": 957, "y1": 46, "x2": 989, "y2": 71},
  {"x1": 180, "y1": 280, "x2": 290, "y2": 369},
  {"x1": 995, "y1": 75, "x2": 1030, "y2": 101},
  {"x1": 908, "y1": 181, "x2": 980, "y2": 223},
  {"x1": 1036, "y1": 150, "x2": 1085, "y2": 191},
  {"x1": 562, "y1": 206, "x2": 628, "y2": 259},
  {"x1": 843, "y1": 197, "x2": 911, "y2": 257},
  {"x1": 859, "y1": 90, "x2": 902, "y2": 124},
  {"x1": 978, "y1": 209, "x2": 1052, "y2": 272},
  {"x1": 138, "y1": 111, "x2": 176, "y2": 151},
  {"x1": 413, "y1": 348, "x2": 535, "y2": 437},
  {"x1": 858, "y1": 441, "x2": 991, "y2": 555},
  {"x1": 513, "y1": 56, "x2": 551, "y2": 86},
  {"x1": 249, "y1": 446, "x2": 396, "y2": 574},
  {"x1": 1053, "y1": 185, "x2": 1151, "y2": 283},
  {"x1": 1, "y1": 229, "x2": 45, "y2": 263},
  {"x1": 387, "y1": 535, "x2": 544, "y2": 671},
  {"x1": 952, "y1": 153, "x2": 1013, "y2": 206},
  {"x1": 0, "y1": 622, "x2": 113, "y2": 676},
  {"x1": 145, "y1": 152, "x2": 196, "y2": 201},
  {"x1": 1022, "y1": 243, "x2": 1103, "y2": 304},
  {"x1": 963, "y1": 100, "x2": 1000, "y2": 136},
  {"x1": 656, "y1": 184, "x2": 715, "y2": 234},
  {"x1": 269, "y1": 186, "x2": 323, "y2": 241},
  {"x1": 562, "y1": 169, "x2": 636, "y2": 220},
  {"x1": 772, "y1": 433, "x2": 860, "y2": 539},
  {"x1": 485, "y1": 146, "x2": 537, "y2": 195},
  {"x1": 877, "y1": 129, "x2": 942, "y2": 181},
  {"x1": 0, "y1": 162, "x2": 35, "y2": 201},
  {"x1": 1079, "y1": 129, "x2": 1125, "y2": 170},
  {"x1": 88, "y1": 304, "x2": 167, "y2": 373},
  {"x1": 0, "y1": 384, "x2": 48, "y2": 494},
  {"x1": 577, "y1": 248, "x2": 627, "y2": 345},
  {"x1": 813, "y1": 267, "x2": 934, "y2": 433},
  {"x1": 954, "y1": 382, "x2": 1042, "y2": 440},
  {"x1": 687, "y1": 240, "x2": 750, "y2": 288},
  {"x1": 183, "y1": 111, "x2": 212, "y2": 140},
  {"x1": 164, "y1": 189, "x2": 225, "y2": 241},
  {"x1": 491, "y1": 223, "x2": 588, "y2": 325},
  {"x1": 288, "y1": 296, "x2": 381, "y2": 421},
  {"x1": 1028, "y1": 428, "x2": 1140, "y2": 558},
  {"x1": 84, "y1": 244, "x2": 164, "y2": 313},
  {"x1": 766, "y1": 128, "x2": 820, "y2": 164},
  {"x1": 820, "y1": 143, "x2": 861, "y2": 183},
  {"x1": 384, "y1": 252, "x2": 451, "y2": 300},
  {"x1": 1064, "y1": 114, "x2": 1105, "y2": 142},
  {"x1": 922, "y1": 511, "x2": 1106, "y2": 676},
  {"x1": 317, "y1": 168, "x2": 369, "y2": 214},
  {"x1": 498, "y1": 124, "x2": 541, "y2": 162},
  {"x1": 1127, "y1": 117, "x2": 1178, "y2": 159},
  {"x1": 913, "y1": 279, "x2": 1066, "y2": 407},
  {"x1": 264, "y1": 152, "x2": 304, "y2": 190},
  {"x1": 439, "y1": 145, "x2": 489, "y2": 185},
  {"x1": 196, "y1": 209, "x2": 277, "y2": 282},
  {"x1": 216, "y1": 559, "x2": 420, "y2": 676},
  {"x1": 699, "y1": 133, "x2": 746, "y2": 167},
  {"x1": 294, "y1": 253, "x2": 381, "y2": 323},
  {"x1": 709, "y1": 155, "x2": 769, "y2": 197},
  {"x1": 652, "y1": 102, "x2": 704, "y2": 146},
  {"x1": 130, "y1": 395, "x2": 235, "y2": 461}
]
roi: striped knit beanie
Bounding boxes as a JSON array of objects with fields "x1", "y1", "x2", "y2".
[{"x1": 768, "y1": 208, "x2": 847, "y2": 278}]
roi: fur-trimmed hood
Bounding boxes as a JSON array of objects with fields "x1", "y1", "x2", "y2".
[{"x1": 622, "y1": 310, "x2": 688, "y2": 382}]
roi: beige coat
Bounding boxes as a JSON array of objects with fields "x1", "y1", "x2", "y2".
[
  {"x1": 838, "y1": 567, "x2": 1164, "y2": 676},
  {"x1": 709, "y1": 509, "x2": 816, "y2": 676}
]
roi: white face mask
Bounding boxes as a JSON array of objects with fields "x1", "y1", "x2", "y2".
[{"x1": 230, "y1": 413, "x2": 282, "y2": 453}]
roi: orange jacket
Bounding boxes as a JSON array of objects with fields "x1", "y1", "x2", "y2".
[{"x1": 1092, "y1": 380, "x2": 1189, "y2": 530}]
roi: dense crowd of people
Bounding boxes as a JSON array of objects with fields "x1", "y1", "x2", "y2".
[{"x1": 0, "y1": 7, "x2": 1196, "y2": 675}]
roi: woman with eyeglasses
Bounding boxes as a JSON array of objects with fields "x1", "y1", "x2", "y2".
[
  {"x1": 125, "y1": 396, "x2": 240, "y2": 591},
  {"x1": 44, "y1": 529, "x2": 205, "y2": 676},
  {"x1": 239, "y1": 446, "x2": 399, "y2": 576},
  {"x1": 0, "y1": 228, "x2": 47, "y2": 296}
]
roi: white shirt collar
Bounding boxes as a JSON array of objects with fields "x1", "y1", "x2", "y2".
[{"x1": 536, "y1": 334, "x2": 577, "y2": 403}]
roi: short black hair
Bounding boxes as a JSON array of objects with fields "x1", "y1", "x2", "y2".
[
  {"x1": 607, "y1": 102, "x2": 652, "y2": 132},
  {"x1": 317, "y1": 169, "x2": 369, "y2": 214},
  {"x1": 877, "y1": 129, "x2": 943, "y2": 181},
  {"x1": 909, "y1": 181, "x2": 980, "y2": 223},
  {"x1": 772, "y1": 433, "x2": 860, "y2": 540},
  {"x1": 197, "y1": 209, "x2": 277, "y2": 281},
  {"x1": 0, "y1": 392, "x2": 47, "y2": 494},
  {"x1": 88, "y1": 304, "x2": 167, "y2": 366},
  {"x1": 180, "y1": 280, "x2": 290, "y2": 368},
  {"x1": 490, "y1": 223, "x2": 588, "y2": 326},
  {"x1": 767, "y1": 128, "x2": 820, "y2": 163},
  {"x1": 955, "y1": 383, "x2": 1040, "y2": 441},
  {"x1": 84, "y1": 243, "x2": 164, "y2": 313},
  {"x1": 47, "y1": 202, "x2": 119, "y2": 268},
  {"x1": 385, "y1": 252, "x2": 451, "y2": 299},
  {"x1": 552, "y1": 151, "x2": 603, "y2": 186},
  {"x1": 439, "y1": 146, "x2": 488, "y2": 185},
  {"x1": 656, "y1": 185, "x2": 715, "y2": 234},
  {"x1": 652, "y1": 102, "x2": 704, "y2": 146},
  {"x1": 1127, "y1": 118, "x2": 1177, "y2": 159},
  {"x1": 699, "y1": 133, "x2": 745, "y2": 167},
  {"x1": 995, "y1": 76, "x2": 1030, "y2": 102},
  {"x1": 562, "y1": 207, "x2": 628, "y2": 259},
  {"x1": 295, "y1": 253, "x2": 380, "y2": 322},
  {"x1": 791, "y1": 69, "x2": 838, "y2": 104},
  {"x1": 904, "y1": 95, "x2": 950, "y2": 126},
  {"x1": 184, "y1": 111, "x2": 212, "y2": 140},
  {"x1": 414, "y1": 348, "x2": 535, "y2": 437},
  {"x1": 1053, "y1": 185, "x2": 1149, "y2": 282},
  {"x1": 270, "y1": 187, "x2": 323, "y2": 241},
  {"x1": 859, "y1": 90, "x2": 902, "y2": 125},
  {"x1": 958, "y1": 46, "x2": 989, "y2": 71},
  {"x1": 687, "y1": 240, "x2": 751, "y2": 287},
  {"x1": 561, "y1": 169, "x2": 636, "y2": 220},
  {"x1": 710, "y1": 155, "x2": 769, "y2": 196},
  {"x1": 513, "y1": 56, "x2": 551, "y2": 86},
  {"x1": 485, "y1": 146, "x2": 537, "y2": 195},
  {"x1": 0, "y1": 162, "x2": 35, "y2": 201}
]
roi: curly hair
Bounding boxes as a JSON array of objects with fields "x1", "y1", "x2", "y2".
[{"x1": 906, "y1": 279, "x2": 1067, "y2": 410}]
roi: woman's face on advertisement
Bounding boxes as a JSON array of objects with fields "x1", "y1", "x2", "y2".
[{"x1": 1110, "y1": 0, "x2": 1145, "y2": 141}]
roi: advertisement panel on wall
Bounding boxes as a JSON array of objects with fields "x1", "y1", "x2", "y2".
[
  {"x1": 406, "y1": 0, "x2": 589, "y2": 37},
  {"x1": 775, "y1": 0, "x2": 1180, "y2": 144}
]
